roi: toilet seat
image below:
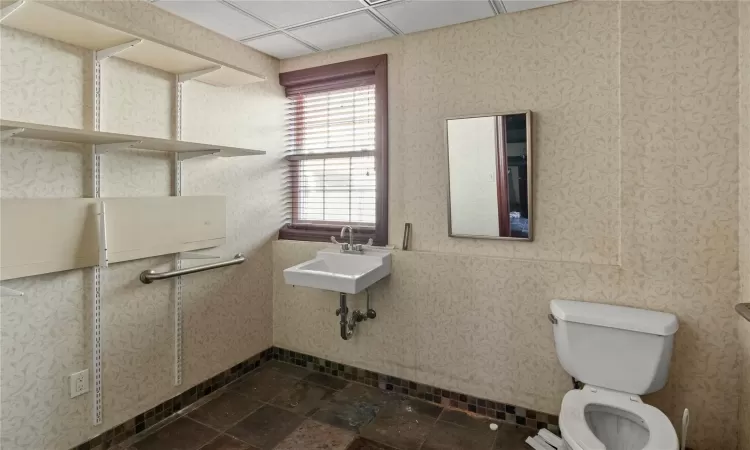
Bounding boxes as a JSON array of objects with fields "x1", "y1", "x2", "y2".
[{"x1": 560, "y1": 387, "x2": 678, "y2": 450}]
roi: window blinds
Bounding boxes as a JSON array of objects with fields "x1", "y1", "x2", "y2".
[{"x1": 285, "y1": 84, "x2": 377, "y2": 225}]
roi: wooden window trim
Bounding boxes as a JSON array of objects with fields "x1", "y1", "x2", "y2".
[{"x1": 278, "y1": 55, "x2": 389, "y2": 246}]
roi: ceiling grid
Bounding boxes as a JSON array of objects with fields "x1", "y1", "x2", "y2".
[{"x1": 154, "y1": 0, "x2": 565, "y2": 59}]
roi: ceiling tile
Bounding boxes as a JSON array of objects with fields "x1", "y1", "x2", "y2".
[
  {"x1": 155, "y1": 0, "x2": 271, "y2": 39},
  {"x1": 377, "y1": 0, "x2": 494, "y2": 34},
  {"x1": 243, "y1": 33, "x2": 314, "y2": 59},
  {"x1": 289, "y1": 12, "x2": 393, "y2": 51},
  {"x1": 228, "y1": 0, "x2": 362, "y2": 28},
  {"x1": 502, "y1": 0, "x2": 563, "y2": 14}
]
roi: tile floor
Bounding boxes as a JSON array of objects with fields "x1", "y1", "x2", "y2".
[{"x1": 119, "y1": 361, "x2": 538, "y2": 450}]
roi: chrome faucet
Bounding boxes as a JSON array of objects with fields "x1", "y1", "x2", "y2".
[
  {"x1": 341, "y1": 226, "x2": 355, "y2": 251},
  {"x1": 330, "y1": 225, "x2": 373, "y2": 254}
]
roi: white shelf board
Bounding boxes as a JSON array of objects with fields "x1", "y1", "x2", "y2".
[
  {"x1": 0, "y1": 119, "x2": 266, "y2": 157},
  {"x1": 1, "y1": 1, "x2": 135, "y2": 50},
  {"x1": 115, "y1": 40, "x2": 218, "y2": 77},
  {"x1": 193, "y1": 66, "x2": 263, "y2": 88},
  {"x1": 0, "y1": 1, "x2": 265, "y2": 86}
]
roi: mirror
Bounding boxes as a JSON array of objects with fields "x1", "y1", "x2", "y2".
[{"x1": 446, "y1": 111, "x2": 532, "y2": 240}]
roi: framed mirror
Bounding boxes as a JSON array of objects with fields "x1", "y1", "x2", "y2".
[{"x1": 445, "y1": 111, "x2": 532, "y2": 240}]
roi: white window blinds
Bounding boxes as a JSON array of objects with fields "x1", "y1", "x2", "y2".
[{"x1": 285, "y1": 84, "x2": 377, "y2": 225}]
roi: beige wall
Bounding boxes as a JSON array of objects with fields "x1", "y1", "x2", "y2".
[
  {"x1": 0, "y1": 2, "x2": 285, "y2": 449},
  {"x1": 1, "y1": 1, "x2": 744, "y2": 449},
  {"x1": 739, "y1": 0, "x2": 750, "y2": 448},
  {"x1": 277, "y1": 2, "x2": 741, "y2": 448}
]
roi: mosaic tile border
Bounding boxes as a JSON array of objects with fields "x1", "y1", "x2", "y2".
[
  {"x1": 71, "y1": 348, "x2": 274, "y2": 450},
  {"x1": 272, "y1": 347, "x2": 560, "y2": 433},
  {"x1": 72, "y1": 345, "x2": 560, "y2": 449}
]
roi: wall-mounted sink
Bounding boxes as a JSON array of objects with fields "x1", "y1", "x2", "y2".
[{"x1": 283, "y1": 248, "x2": 391, "y2": 294}]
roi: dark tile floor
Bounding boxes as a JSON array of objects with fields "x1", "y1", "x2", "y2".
[{"x1": 120, "y1": 361, "x2": 537, "y2": 450}]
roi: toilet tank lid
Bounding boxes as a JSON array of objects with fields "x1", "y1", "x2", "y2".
[{"x1": 550, "y1": 299, "x2": 679, "y2": 336}]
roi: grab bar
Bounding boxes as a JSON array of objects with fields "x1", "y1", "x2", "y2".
[
  {"x1": 737, "y1": 303, "x2": 750, "y2": 323},
  {"x1": 139, "y1": 253, "x2": 245, "y2": 284}
]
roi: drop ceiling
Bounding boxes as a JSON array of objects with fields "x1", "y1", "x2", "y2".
[{"x1": 155, "y1": 0, "x2": 566, "y2": 60}]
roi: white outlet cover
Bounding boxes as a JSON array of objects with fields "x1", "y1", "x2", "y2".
[{"x1": 69, "y1": 369, "x2": 89, "y2": 398}]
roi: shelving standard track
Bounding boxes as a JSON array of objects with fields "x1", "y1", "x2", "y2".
[{"x1": 91, "y1": 47, "x2": 104, "y2": 427}]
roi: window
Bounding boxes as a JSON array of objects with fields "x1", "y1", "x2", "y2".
[{"x1": 278, "y1": 55, "x2": 388, "y2": 245}]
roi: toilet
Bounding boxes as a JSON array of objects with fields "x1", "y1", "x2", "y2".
[{"x1": 549, "y1": 299, "x2": 680, "y2": 450}]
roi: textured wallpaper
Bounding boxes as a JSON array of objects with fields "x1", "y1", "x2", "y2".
[
  {"x1": 282, "y1": 4, "x2": 620, "y2": 266},
  {"x1": 1, "y1": 0, "x2": 745, "y2": 449},
  {"x1": 0, "y1": 1, "x2": 284, "y2": 449},
  {"x1": 739, "y1": 1, "x2": 750, "y2": 448},
  {"x1": 278, "y1": 2, "x2": 741, "y2": 448}
]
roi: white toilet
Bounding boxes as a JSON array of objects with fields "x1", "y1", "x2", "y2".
[{"x1": 549, "y1": 299, "x2": 680, "y2": 450}]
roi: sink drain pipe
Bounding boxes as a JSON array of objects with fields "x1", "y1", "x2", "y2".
[
  {"x1": 337, "y1": 290, "x2": 376, "y2": 340},
  {"x1": 339, "y1": 293, "x2": 353, "y2": 340}
]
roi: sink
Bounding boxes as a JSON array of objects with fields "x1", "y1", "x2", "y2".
[{"x1": 283, "y1": 248, "x2": 391, "y2": 294}]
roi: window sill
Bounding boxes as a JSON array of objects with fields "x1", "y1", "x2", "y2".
[{"x1": 278, "y1": 224, "x2": 380, "y2": 246}]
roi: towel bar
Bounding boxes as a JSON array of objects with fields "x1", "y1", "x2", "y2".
[{"x1": 139, "y1": 253, "x2": 245, "y2": 284}]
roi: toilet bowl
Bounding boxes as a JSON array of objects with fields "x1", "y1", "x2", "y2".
[
  {"x1": 560, "y1": 386, "x2": 678, "y2": 450},
  {"x1": 549, "y1": 299, "x2": 680, "y2": 450}
]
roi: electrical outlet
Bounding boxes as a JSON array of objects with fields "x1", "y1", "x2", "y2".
[{"x1": 69, "y1": 369, "x2": 89, "y2": 398}]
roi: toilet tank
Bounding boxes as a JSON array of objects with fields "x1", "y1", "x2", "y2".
[{"x1": 550, "y1": 299, "x2": 679, "y2": 395}]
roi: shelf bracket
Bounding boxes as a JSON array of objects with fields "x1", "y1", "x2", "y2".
[
  {"x1": 95, "y1": 39, "x2": 142, "y2": 61},
  {"x1": 0, "y1": 286, "x2": 24, "y2": 297},
  {"x1": 180, "y1": 252, "x2": 221, "y2": 260},
  {"x1": 1, "y1": 127, "x2": 25, "y2": 140},
  {"x1": 178, "y1": 66, "x2": 221, "y2": 83},
  {"x1": 178, "y1": 150, "x2": 219, "y2": 161},
  {"x1": 94, "y1": 141, "x2": 142, "y2": 154},
  {"x1": 0, "y1": 0, "x2": 24, "y2": 22}
]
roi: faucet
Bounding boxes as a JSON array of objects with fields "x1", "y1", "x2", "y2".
[
  {"x1": 340, "y1": 226, "x2": 354, "y2": 251},
  {"x1": 330, "y1": 225, "x2": 373, "y2": 254}
]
